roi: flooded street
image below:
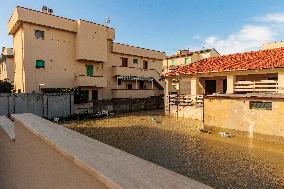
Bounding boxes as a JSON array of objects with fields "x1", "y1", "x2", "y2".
[{"x1": 64, "y1": 111, "x2": 284, "y2": 189}]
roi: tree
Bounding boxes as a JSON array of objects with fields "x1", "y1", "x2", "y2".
[{"x1": 0, "y1": 79, "x2": 14, "y2": 93}]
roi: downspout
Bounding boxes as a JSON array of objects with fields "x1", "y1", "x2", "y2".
[{"x1": 20, "y1": 27, "x2": 24, "y2": 92}]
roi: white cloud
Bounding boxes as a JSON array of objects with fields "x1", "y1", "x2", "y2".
[
  {"x1": 203, "y1": 25, "x2": 275, "y2": 54},
  {"x1": 199, "y1": 12, "x2": 284, "y2": 55},
  {"x1": 257, "y1": 13, "x2": 284, "y2": 23}
]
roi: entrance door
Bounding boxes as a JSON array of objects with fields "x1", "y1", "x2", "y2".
[{"x1": 205, "y1": 80, "x2": 216, "y2": 94}]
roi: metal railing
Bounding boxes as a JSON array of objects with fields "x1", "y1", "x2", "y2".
[{"x1": 168, "y1": 94, "x2": 204, "y2": 106}]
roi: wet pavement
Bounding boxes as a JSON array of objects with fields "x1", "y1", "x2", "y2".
[{"x1": 64, "y1": 111, "x2": 284, "y2": 189}]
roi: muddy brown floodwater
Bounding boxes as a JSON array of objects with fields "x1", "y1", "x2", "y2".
[{"x1": 64, "y1": 110, "x2": 284, "y2": 189}]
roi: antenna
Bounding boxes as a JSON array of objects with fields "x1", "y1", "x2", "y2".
[{"x1": 105, "y1": 17, "x2": 111, "y2": 26}]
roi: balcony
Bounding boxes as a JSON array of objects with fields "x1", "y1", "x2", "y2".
[
  {"x1": 75, "y1": 75, "x2": 107, "y2": 88},
  {"x1": 112, "y1": 89, "x2": 155, "y2": 98}
]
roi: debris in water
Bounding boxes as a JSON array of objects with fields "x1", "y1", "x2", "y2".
[
  {"x1": 53, "y1": 117, "x2": 59, "y2": 123},
  {"x1": 219, "y1": 131, "x2": 232, "y2": 138},
  {"x1": 199, "y1": 129, "x2": 212, "y2": 134}
]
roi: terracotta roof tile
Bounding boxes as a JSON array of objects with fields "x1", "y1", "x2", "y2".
[{"x1": 165, "y1": 47, "x2": 284, "y2": 76}]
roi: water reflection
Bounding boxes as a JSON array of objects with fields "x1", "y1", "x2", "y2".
[{"x1": 65, "y1": 112, "x2": 284, "y2": 189}]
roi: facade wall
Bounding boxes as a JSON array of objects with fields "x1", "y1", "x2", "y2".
[
  {"x1": 204, "y1": 97, "x2": 284, "y2": 138},
  {"x1": 13, "y1": 27, "x2": 25, "y2": 92},
  {"x1": 22, "y1": 23, "x2": 76, "y2": 92}
]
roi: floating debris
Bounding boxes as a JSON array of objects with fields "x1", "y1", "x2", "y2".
[
  {"x1": 219, "y1": 131, "x2": 233, "y2": 138},
  {"x1": 53, "y1": 117, "x2": 59, "y2": 123},
  {"x1": 199, "y1": 129, "x2": 212, "y2": 134}
]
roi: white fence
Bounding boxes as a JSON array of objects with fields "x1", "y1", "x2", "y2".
[{"x1": 234, "y1": 80, "x2": 278, "y2": 93}]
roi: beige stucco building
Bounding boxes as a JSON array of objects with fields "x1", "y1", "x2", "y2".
[
  {"x1": 7, "y1": 6, "x2": 165, "y2": 100},
  {"x1": 0, "y1": 47, "x2": 14, "y2": 82}
]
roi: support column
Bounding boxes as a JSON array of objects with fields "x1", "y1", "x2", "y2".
[
  {"x1": 164, "y1": 78, "x2": 169, "y2": 115},
  {"x1": 151, "y1": 79, "x2": 154, "y2": 89},
  {"x1": 227, "y1": 75, "x2": 236, "y2": 94},
  {"x1": 190, "y1": 77, "x2": 199, "y2": 101},
  {"x1": 116, "y1": 77, "x2": 119, "y2": 89},
  {"x1": 278, "y1": 71, "x2": 284, "y2": 94}
]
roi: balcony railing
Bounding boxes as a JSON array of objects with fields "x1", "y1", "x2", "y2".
[{"x1": 234, "y1": 80, "x2": 278, "y2": 93}]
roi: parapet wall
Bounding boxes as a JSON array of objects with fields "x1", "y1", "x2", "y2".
[{"x1": 0, "y1": 113, "x2": 211, "y2": 189}]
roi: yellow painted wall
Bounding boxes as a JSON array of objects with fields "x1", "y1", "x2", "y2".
[{"x1": 204, "y1": 97, "x2": 284, "y2": 137}]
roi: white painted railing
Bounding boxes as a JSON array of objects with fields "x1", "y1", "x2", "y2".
[{"x1": 234, "y1": 80, "x2": 278, "y2": 93}]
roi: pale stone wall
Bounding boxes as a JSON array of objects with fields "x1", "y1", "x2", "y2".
[{"x1": 204, "y1": 95, "x2": 284, "y2": 138}]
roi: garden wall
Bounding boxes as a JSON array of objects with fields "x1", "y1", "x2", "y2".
[{"x1": 0, "y1": 93, "x2": 74, "y2": 118}]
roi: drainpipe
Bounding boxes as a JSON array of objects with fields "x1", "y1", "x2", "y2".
[{"x1": 20, "y1": 27, "x2": 24, "y2": 92}]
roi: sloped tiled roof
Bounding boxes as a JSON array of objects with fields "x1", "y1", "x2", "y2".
[{"x1": 165, "y1": 47, "x2": 284, "y2": 76}]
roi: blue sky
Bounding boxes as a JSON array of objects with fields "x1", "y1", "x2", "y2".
[{"x1": 1, "y1": 0, "x2": 284, "y2": 55}]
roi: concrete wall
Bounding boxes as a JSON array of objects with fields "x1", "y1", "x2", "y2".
[
  {"x1": 204, "y1": 95, "x2": 284, "y2": 138},
  {"x1": 75, "y1": 96, "x2": 164, "y2": 114},
  {"x1": 0, "y1": 93, "x2": 73, "y2": 118},
  {"x1": 0, "y1": 113, "x2": 211, "y2": 189}
]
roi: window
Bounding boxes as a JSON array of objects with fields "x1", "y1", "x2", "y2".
[
  {"x1": 121, "y1": 57, "x2": 128, "y2": 67},
  {"x1": 250, "y1": 101, "x2": 272, "y2": 110},
  {"x1": 127, "y1": 84, "x2": 132, "y2": 90},
  {"x1": 85, "y1": 65, "x2": 93, "y2": 76},
  {"x1": 118, "y1": 78, "x2": 122, "y2": 85},
  {"x1": 133, "y1": 58, "x2": 139, "y2": 64},
  {"x1": 184, "y1": 57, "x2": 189, "y2": 64},
  {"x1": 172, "y1": 60, "x2": 176, "y2": 65},
  {"x1": 35, "y1": 30, "x2": 44, "y2": 39},
  {"x1": 143, "y1": 60, "x2": 148, "y2": 69},
  {"x1": 92, "y1": 90, "x2": 98, "y2": 100},
  {"x1": 36, "y1": 60, "x2": 45, "y2": 68}
]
